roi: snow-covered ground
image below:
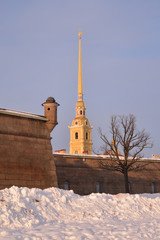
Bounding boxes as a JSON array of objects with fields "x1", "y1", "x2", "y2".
[{"x1": 0, "y1": 186, "x2": 160, "y2": 239}]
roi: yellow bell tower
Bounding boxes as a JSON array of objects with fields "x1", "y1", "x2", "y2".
[{"x1": 69, "y1": 32, "x2": 93, "y2": 155}]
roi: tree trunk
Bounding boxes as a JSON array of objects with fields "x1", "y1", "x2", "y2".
[{"x1": 124, "y1": 171, "x2": 130, "y2": 193}]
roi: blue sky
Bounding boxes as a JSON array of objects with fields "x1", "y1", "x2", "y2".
[{"x1": 0, "y1": 1, "x2": 160, "y2": 157}]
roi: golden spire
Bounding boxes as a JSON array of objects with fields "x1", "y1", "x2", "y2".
[{"x1": 78, "y1": 31, "x2": 83, "y2": 101}]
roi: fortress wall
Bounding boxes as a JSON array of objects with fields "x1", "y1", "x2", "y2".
[
  {"x1": 54, "y1": 154, "x2": 125, "y2": 195},
  {"x1": 0, "y1": 113, "x2": 58, "y2": 189},
  {"x1": 54, "y1": 153, "x2": 160, "y2": 195},
  {"x1": 1, "y1": 109, "x2": 160, "y2": 194}
]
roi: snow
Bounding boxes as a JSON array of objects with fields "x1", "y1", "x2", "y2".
[
  {"x1": 0, "y1": 108, "x2": 46, "y2": 121},
  {"x1": 0, "y1": 186, "x2": 160, "y2": 239}
]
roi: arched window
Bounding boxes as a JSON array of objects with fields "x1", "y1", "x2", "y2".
[
  {"x1": 86, "y1": 132, "x2": 88, "y2": 140},
  {"x1": 64, "y1": 181, "x2": 69, "y2": 190},
  {"x1": 75, "y1": 132, "x2": 78, "y2": 139},
  {"x1": 80, "y1": 110, "x2": 82, "y2": 115},
  {"x1": 96, "y1": 182, "x2": 101, "y2": 193},
  {"x1": 86, "y1": 120, "x2": 88, "y2": 125}
]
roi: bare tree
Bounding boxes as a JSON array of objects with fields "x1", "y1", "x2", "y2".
[{"x1": 99, "y1": 114, "x2": 152, "y2": 193}]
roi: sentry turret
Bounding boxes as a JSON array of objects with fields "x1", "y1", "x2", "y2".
[{"x1": 42, "y1": 97, "x2": 59, "y2": 133}]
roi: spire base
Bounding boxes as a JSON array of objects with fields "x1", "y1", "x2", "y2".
[{"x1": 78, "y1": 94, "x2": 83, "y2": 101}]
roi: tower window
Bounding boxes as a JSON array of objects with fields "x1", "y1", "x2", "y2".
[
  {"x1": 48, "y1": 108, "x2": 50, "y2": 111},
  {"x1": 86, "y1": 121, "x2": 88, "y2": 125},
  {"x1": 75, "y1": 132, "x2": 78, "y2": 139},
  {"x1": 80, "y1": 110, "x2": 82, "y2": 115},
  {"x1": 86, "y1": 132, "x2": 88, "y2": 140}
]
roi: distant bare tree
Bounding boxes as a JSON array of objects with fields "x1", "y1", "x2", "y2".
[{"x1": 99, "y1": 114, "x2": 152, "y2": 193}]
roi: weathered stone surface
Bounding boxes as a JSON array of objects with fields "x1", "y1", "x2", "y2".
[
  {"x1": 1, "y1": 107, "x2": 160, "y2": 195},
  {"x1": 54, "y1": 153, "x2": 160, "y2": 195},
  {"x1": 0, "y1": 113, "x2": 58, "y2": 189}
]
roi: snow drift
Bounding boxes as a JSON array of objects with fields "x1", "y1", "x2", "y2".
[{"x1": 0, "y1": 186, "x2": 160, "y2": 239}]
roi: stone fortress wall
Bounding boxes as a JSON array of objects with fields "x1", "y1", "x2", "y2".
[
  {"x1": 1, "y1": 98, "x2": 160, "y2": 195},
  {"x1": 0, "y1": 98, "x2": 58, "y2": 190},
  {"x1": 54, "y1": 153, "x2": 160, "y2": 195}
]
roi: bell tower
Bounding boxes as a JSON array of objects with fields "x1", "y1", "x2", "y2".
[{"x1": 69, "y1": 32, "x2": 92, "y2": 155}]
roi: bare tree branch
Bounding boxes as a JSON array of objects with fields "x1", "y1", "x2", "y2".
[{"x1": 99, "y1": 114, "x2": 153, "y2": 193}]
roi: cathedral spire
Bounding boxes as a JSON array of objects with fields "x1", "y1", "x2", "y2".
[
  {"x1": 78, "y1": 31, "x2": 83, "y2": 101},
  {"x1": 76, "y1": 31, "x2": 85, "y2": 116},
  {"x1": 69, "y1": 32, "x2": 92, "y2": 155}
]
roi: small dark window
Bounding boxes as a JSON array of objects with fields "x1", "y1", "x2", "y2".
[
  {"x1": 80, "y1": 110, "x2": 82, "y2": 115},
  {"x1": 48, "y1": 108, "x2": 50, "y2": 111},
  {"x1": 96, "y1": 182, "x2": 101, "y2": 193},
  {"x1": 128, "y1": 182, "x2": 131, "y2": 193},
  {"x1": 86, "y1": 132, "x2": 88, "y2": 140},
  {"x1": 152, "y1": 182, "x2": 156, "y2": 193},
  {"x1": 75, "y1": 132, "x2": 78, "y2": 139},
  {"x1": 86, "y1": 121, "x2": 88, "y2": 125},
  {"x1": 64, "y1": 181, "x2": 69, "y2": 190}
]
